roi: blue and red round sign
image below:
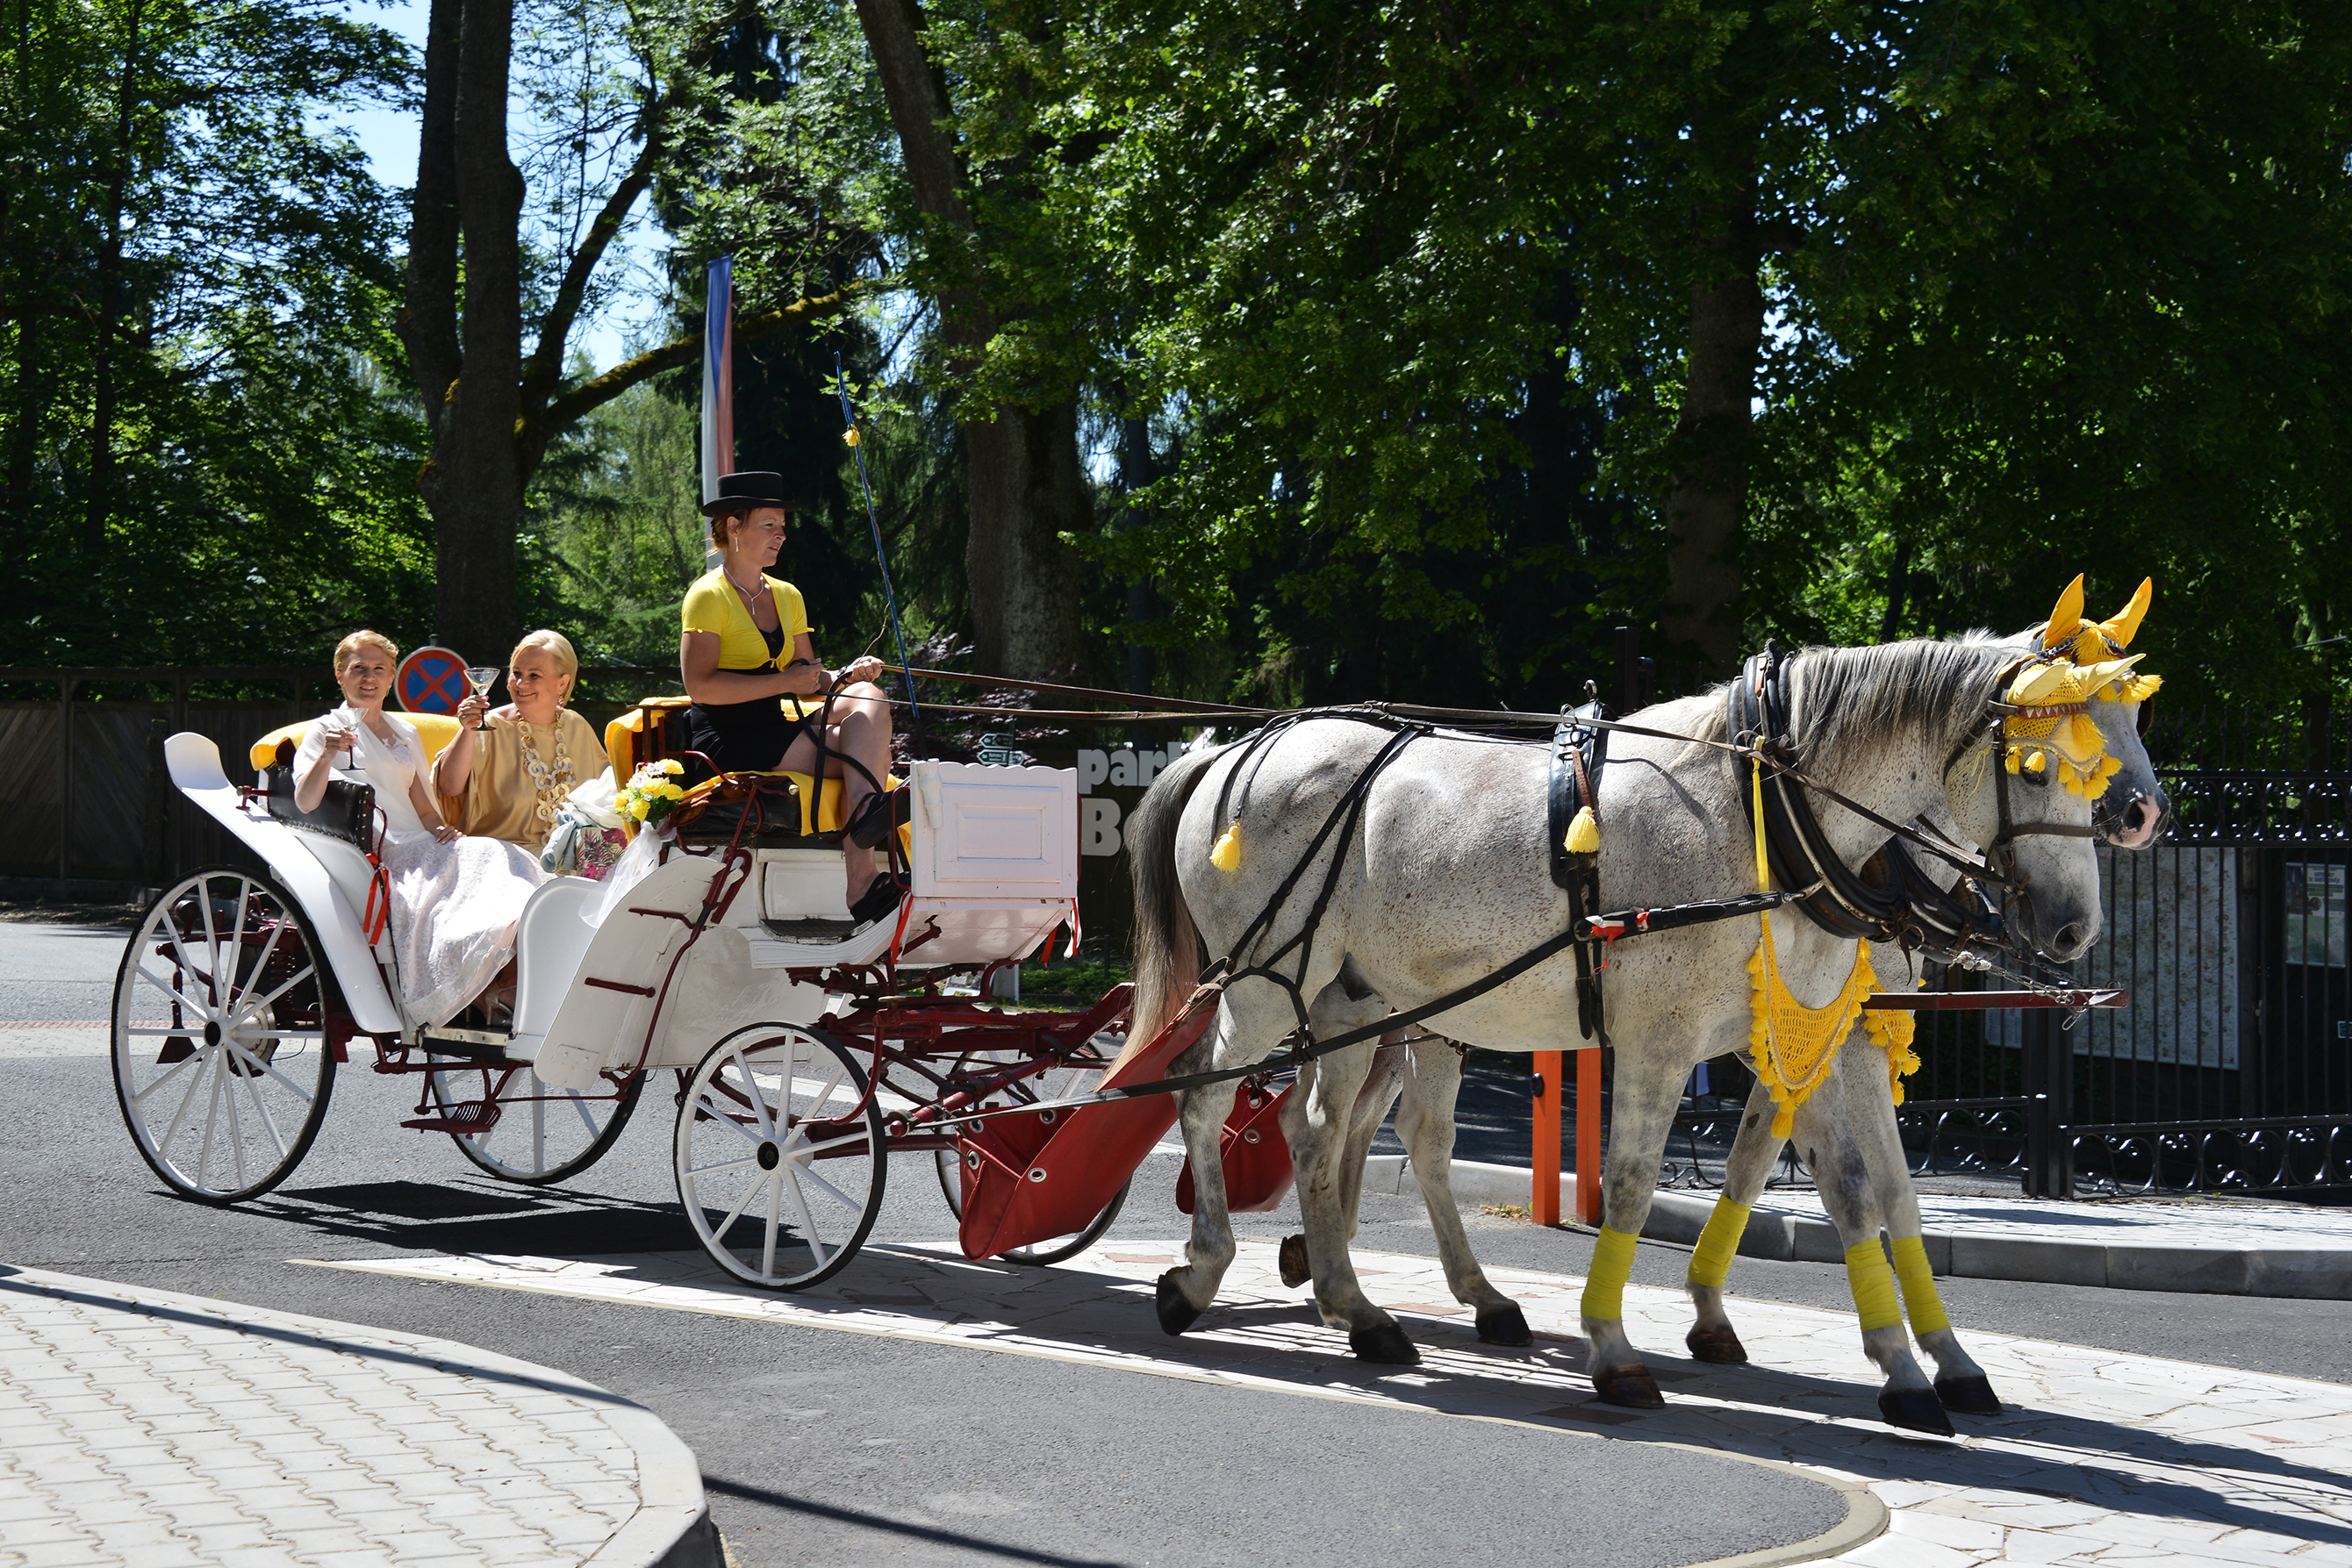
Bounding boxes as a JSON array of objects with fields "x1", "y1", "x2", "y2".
[{"x1": 396, "y1": 645, "x2": 472, "y2": 714}]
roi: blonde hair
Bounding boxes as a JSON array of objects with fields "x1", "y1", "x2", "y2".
[
  {"x1": 511, "y1": 628, "x2": 579, "y2": 684},
  {"x1": 333, "y1": 629, "x2": 398, "y2": 675},
  {"x1": 707, "y1": 503, "x2": 790, "y2": 554}
]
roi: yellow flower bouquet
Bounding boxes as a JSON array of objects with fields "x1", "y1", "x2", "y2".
[{"x1": 616, "y1": 759, "x2": 688, "y2": 829}]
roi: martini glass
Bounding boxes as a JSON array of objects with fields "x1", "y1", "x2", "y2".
[{"x1": 465, "y1": 664, "x2": 499, "y2": 730}]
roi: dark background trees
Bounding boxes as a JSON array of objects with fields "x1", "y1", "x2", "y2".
[{"x1": 4, "y1": 0, "x2": 2345, "y2": 710}]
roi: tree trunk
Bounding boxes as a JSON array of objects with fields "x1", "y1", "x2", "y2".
[
  {"x1": 963, "y1": 404, "x2": 1090, "y2": 677},
  {"x1": 1660, "y1": 130, "x2": 1762, "y2": 675},
  {"x1": 85, "y1": 0, "x2": 143, "y2": 556},
  {"x1": 851, "y1": 0, "x2": 1091, "y2": 679},
  {"x1": 419, "y1": 0, "x2": 526, "y2": 661}
]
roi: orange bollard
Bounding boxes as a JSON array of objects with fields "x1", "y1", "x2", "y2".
[
  {"x1": 1531, "y1": 1051, "x2": 1562, "y2": 1225},
  {"x1": 1575, "y1": 1045, "x2": 1604, "y2": 1224}
]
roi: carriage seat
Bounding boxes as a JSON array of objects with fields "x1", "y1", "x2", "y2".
[
  {"x1": 605, "y1": 695, "x2": 902, "y2": 848},
  {"x1": 247, "y1": 712, "x2": 467, "y2": 775}
]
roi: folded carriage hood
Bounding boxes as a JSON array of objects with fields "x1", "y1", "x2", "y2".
[{"x1": 163, "y1": 733, "x2": 405, "y2": 1036}]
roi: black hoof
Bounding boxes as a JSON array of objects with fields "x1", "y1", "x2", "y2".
[
  {"x1": 1589, "y1": 1364, "x2": 1665, "y2": 1409},
  {"x1": 1277, "y1": 1234, "x2": 1311, "y2": 1290},
  {"x1": 1154, "y1": 1271, "x2": 1203, "y2": 1336},
  {"x1": 1935, "y1": 1374, "x2": 2003, "y2": 1416},
  {"x1": 1685, "y1": 1323, "x2": 1749, "y2": 1364},
  {"x1": 1878, "y1": 1385, "x2": 1956, "y2": 1437},
  {"x1": 1476, "y1": 1302, "x2": 1533, "y2": 1347},
  {"x1": 1349, "y1": 1321, "x2": 1421, "y2": 1364}
]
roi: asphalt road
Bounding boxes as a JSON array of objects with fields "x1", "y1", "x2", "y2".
[{"x1": 7, "y1": 919, "x2": 2349, "y2": 1567}]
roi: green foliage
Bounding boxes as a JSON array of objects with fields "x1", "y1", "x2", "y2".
[{"x1": 1, "y1": 0, "x2": 427, "y2": 665}]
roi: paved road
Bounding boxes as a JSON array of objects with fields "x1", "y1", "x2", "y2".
[{"x1": 7, "y1": 920, "x2": 2350, "y2": 1566}]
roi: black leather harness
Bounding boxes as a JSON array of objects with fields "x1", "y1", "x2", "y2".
[{"x1": 1549, "y1": 699, "x2": 1610, "y2": 1042}]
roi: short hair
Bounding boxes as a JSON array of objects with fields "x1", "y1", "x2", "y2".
[
  {"x1": 333, "y1": 630, "x2": 398, "y2": 675},
  {"x1": 511, "y1": 628, "x2": 578, "y2": 683},
  {"x1": 707, "y1": 503, "x2": 790, "y2": 554}
]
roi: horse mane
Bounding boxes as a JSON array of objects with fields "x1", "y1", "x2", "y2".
[{"x1": 1681, "y1": 632, "x2": 2019, "y2": 764}]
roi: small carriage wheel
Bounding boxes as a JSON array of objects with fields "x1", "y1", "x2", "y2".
[
  {"x1": 427, "y1": 1060, "x2": 643, "y2": 1185},
  {"x1": 111, "y1": 865, "x2": 339, "y2": 1205},
  {"x1": 929, "y1": 1047, "x2": 1132, "y2": 1266},
  {"x1": 674, "y1": 1024, "x2": 886, "y2": 1290}
]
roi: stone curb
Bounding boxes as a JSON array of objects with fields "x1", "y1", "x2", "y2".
[
  {"x1": 0, "y1": 1264, "x2": 721, "y2": 1568},
  {"x1": 1357, "y1": 1156, "x2": 2352, "y2": 1300}
]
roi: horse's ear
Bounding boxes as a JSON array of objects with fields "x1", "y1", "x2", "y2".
[
  {"x1": 2040, "y1": 574, "x2": 2085, "y2": 653},
  {"x1": 2101, "y1": 576, "x2": 2153, "y2": 648}
]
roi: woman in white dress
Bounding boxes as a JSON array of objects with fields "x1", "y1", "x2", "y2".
[{"x1": 293, "y1": 630, "x2": 546, "y2": 1027}]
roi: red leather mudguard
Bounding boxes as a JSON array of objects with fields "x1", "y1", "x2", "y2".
[
  {"x1": 1174, "y1": 1080, "x2": 1295, "y2": 1214},
  {"x1": 957, "y1": 984, "x2": 1219, "y2": 1259}
]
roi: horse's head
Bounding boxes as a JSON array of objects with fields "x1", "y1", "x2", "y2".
[{"x1": 1944, "y1": 575, "x2": 2170, "y2": 959}]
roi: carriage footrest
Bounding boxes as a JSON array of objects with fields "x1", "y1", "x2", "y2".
[
  {"x1": 418, "y1": 1027, "x2": 516, "y2": 1062},
  {"x1": 760, "y1": 915, "x2": 867, "y2": 942},
  {"x1": 401, "y1": 1101, "x2": 502, "y2": 1135}
]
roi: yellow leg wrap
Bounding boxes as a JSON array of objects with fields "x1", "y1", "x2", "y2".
[
  {"x1": 1686, "y1": 1199, "x2": 1753, "y2": 1291},
  {"x1": 1581, "y1": 1226, "x2": 1640, "y2": 1321},
  {"x1": 1846, "y1": 1239, "x2": 1903, "y2": 1331},
  {"x1": 1891, "y1": 1235, "x2": 1951, "y2": 1337}
]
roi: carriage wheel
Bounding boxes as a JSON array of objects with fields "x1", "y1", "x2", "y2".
[
  {"x1": 930, "y1": 1047, "x2": 1132, "y2": 1265},
  {"x1": 675, "y1": 1024, "x2": 886, "y2": 1290},
  {"x1": 111, "y1": 866, "x2": 338, "y2": 1204},
  {"x1": 427, "y1": 1061, "x2": 643, "y2": 1185}
]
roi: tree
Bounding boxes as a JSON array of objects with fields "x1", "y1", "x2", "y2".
[{"x1": 398, "y1": 0, "x2": 856, "y2": 661}]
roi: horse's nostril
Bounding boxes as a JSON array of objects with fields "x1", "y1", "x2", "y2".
[
  {"x1": 2126, "y1": 799, "x2": 2151, "y2": 833},
  {"x1": 2054, "y1": 921, "x2": 2087, "y2": 955}
]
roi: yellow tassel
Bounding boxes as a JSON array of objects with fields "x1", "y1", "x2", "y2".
[
  {"x1": 1564, "y1": 805, "x2": 1600, "y2": 855},
  {"x1": 1209, "y1": 821, "x2": 1242, "y2": 871},
  {"x1": 843, "y1": 426, "x2": 861, "y2": 447}
]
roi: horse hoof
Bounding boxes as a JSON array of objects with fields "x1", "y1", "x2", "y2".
[
  {"x1": 1935, "y1": 1374, "x2": 2003, "y2": 1416},
  {"x1": 1685, "y1": 1323, "x2": 1748, "y2": 1364},
  {"x1": 1878, "y1": 1385, "x2": 1956, "y2": 1437},
  {"x1": 1278, "y1": 1234, "x2": 1311, "y2": 1289},
  {"x1": 1154, "y1": 1271, "x2": 1203, "y2": 1336},
  {"x1": 1477, "y1": 1302, "x2": 1533, "y2": 1347},
  {"x1": 1589, "y1": 1364, "x2": 1665, "y2": 1409},
  {"x1": 1349, "y1": 1321, "x2": 1421, "y2": 1364}
]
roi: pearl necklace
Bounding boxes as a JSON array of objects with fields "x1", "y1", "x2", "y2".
[{"x1": 517, "y1": 719, "x2": 576, "y2": 826}]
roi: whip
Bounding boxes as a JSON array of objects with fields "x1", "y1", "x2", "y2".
[{"x1": 835, "y1": 352, "x2": 925, "y2": 745}]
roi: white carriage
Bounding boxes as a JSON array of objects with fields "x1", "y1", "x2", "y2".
[{"x1": 111, "y1": 705, "x2": 1115, "y2": 1289}]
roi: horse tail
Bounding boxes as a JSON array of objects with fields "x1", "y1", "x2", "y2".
[{"x1": 1129, "y1": 741, "x2": 1229, "y2": 1049}]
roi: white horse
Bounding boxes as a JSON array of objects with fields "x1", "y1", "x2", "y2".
[{"x1": 1129, "y1": 633, "x2": 2119, "y2": 1428}]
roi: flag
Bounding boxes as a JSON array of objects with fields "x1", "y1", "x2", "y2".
[{"x1": 700, "y1": 256, "x2": 734, "y2": 505}]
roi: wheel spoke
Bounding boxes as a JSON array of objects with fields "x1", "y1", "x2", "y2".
[
  {"x1": 695, "y1": 1088, "x2": 767, "y2": 1145},
  {"x1": 761, "y1": 1170, "x2": 783, "y2": 1278},
  {"x1": 226, "y1": 953, "x2": 312, "y2": 1028},
  {"x1": 136, "y1": 963, "x2": 216, "y2": 1025},
  {"x1": 728, "y1": 1049, "x2": 777, "y2": 1137},
  {"x1": 779, "y1": 1164, "x2": 828, "y2": 1271},
  {"x1": 229, "y1": 1043, "x2": 290, "y2": 1161},
  {"x1": 196, "y1": 1051, "x2": 226, "y2": 1185},
  {"x1": 685, "y1": 1154, "x2": 763, "y2": 1178},
  {"x1": 532, "y1": 1085, "x2": 548, "y2": 1172},
  {"x1": 131, "y1": 1051, "x2": 200, "y2": 1106},
  {"x1": 226, "y1": 1038, "x2": 315, "y2": 1106},
  {"x1": 707, "y1": 1164, "x2": 767, "y2": 1242},
  {"x1": 566, "y1": 1089, "x2": 599, "y2": 1137},
  {"x1": 779, "y1": 1157, "x2": 861, "y2": 1214},
  {"x1": 780, "y1": 1128, "x2": 871, "y2": 1160},
  {"x1": 220, "y1": 1049, "x2": 248, "y2": 1190}
]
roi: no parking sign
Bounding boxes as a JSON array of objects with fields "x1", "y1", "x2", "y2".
[{"x1": 396, "y1": 645, "x2": 470, "y2": 714}]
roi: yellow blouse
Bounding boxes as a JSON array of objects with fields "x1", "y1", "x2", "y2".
[
  {"x1": 447, "y1": 709, "x2": 611, "y2": 851},
  {"x1": 680, "y1": 569, "x2": 813, "y2": 672}
]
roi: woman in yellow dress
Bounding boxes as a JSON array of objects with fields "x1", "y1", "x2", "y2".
[
  {"x1": 678, "y1": 470, "x2": 903, "y2": 928},
  {"x1": 432, "y1": 629, "x2": 612, "y2": 855}
]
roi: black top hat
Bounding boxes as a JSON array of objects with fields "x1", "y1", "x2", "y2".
[{"x1": 700, "y1": 470, "x2": 803, "y2": 516}]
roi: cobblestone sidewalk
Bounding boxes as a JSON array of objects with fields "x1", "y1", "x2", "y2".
[
  {"x1": 322, "y1": 1241, "x2": 2352, "y2": 1567},
  {"x1": 0, "y1": 1265, "x2": 718, "y2": 1568}
]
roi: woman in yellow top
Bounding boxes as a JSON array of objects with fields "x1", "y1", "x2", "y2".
[
  {"x1": 680, "y1": 470, "x2": 903, "y2": 927},
  {"x1": 432, "y1": 629, "x2": 612, "y2": 854}
]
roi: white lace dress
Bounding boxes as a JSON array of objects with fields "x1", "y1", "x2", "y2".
[{"x1": 297, "y1": 711, "x2": 546, "y2": 1027}]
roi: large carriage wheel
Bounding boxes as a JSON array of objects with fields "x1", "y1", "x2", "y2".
[
  {"x1": 675, "y1": 1024, "x2": 886, "y2": 1289},
  {"x1": 931, "y1": 1047, "x2": 1131, "y2": 1265},
  {"x1": 427, "y1": 1060, "x2": 643, "y2": 1185},
  {"x1": 111, "y1": 866, "x2": 338, "y2": 1204}
]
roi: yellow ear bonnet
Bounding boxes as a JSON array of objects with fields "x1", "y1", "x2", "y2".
[{"x1": 2004, "y1": 576, "x2": 2161, "y2": 799}]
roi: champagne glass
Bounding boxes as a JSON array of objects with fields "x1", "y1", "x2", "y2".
[{"x1": 465, "y1": 664, "x2": 499, "y2": 731}]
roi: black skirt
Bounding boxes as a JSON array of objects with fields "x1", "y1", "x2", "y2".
[{"x1": 684, "y1": 692, "x2": 815, "y2": 775}]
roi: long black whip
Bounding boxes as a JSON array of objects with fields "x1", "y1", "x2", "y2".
[{"x1": 835, "y1": 353, "x2": 925, "y2": 747}]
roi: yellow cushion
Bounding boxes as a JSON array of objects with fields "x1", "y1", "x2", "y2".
[{"x1": 248, "y1": 712, "x2": 466, "y2": 772}]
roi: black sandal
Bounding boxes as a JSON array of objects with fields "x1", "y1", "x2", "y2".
[
  {"x1": 848, "y1": 871, "x2": 908, "y2": 930},
  {"x1": 848, "y1": 785, "x2": 911, "y2": 849}
]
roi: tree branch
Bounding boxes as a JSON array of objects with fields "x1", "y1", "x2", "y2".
[
  {"x1": 523, "y1": 135, "x2": 660, "y2": 402},
  {"x1": 534, "y1": 286, "x2": 858, "y2": 437}
]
